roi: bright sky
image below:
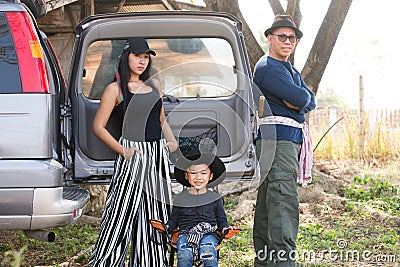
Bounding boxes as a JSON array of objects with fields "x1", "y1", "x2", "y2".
[
  {"x1": 179, "y1": 0, "x2": 400, "y2": 110},
  {"x1": 238, "y1": 0, "x2": 400, "y2": 110}
]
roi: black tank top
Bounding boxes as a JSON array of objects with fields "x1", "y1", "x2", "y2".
[{"x1": 120, "y1": 88, "x2": 162, "y2": 142}]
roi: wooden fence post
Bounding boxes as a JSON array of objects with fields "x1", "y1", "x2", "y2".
[{"x1": 359, "y1": 75, "x2": 365, "y2": 160}]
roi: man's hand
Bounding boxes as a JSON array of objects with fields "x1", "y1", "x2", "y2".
[{"x1": 283, "y1": 100, "x2": 300, "y2": 110}]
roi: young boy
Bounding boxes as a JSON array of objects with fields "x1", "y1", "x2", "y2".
[{"x1": 166, "y1": 150, "x2": 234, "y2": 267}]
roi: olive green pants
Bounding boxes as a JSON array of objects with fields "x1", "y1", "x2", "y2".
[{"x1": 253, "y1": 139, "x2": 301, "y2": 267}]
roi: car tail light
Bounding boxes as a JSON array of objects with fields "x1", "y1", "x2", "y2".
[{"x1": 6, "y1": 11, "x2": 50, "y2": 93}]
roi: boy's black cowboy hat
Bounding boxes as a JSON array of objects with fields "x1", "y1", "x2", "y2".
[
  {"x1": 264, "y1": 14, "x2": 303, "y2": 39},
  {"x1": 123, "y1": 37, "x2": 156, "y2": 56},
  {"x1": 174, "y1": 150, "x2": 226, "y2": 188}
]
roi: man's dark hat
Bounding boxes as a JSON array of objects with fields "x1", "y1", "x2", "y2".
[
  {"x1": 123, "y1": 37, "x2": 156, "y2": 56},
  {"x1": 264, "y1": 14, "x2": 303, "y2": 39},
  {"x1": 174, "y1": 150, "x2": 226, "y2": 188}
]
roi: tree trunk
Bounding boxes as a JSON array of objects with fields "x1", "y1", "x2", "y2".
[
  {"x1": 301, "y1": 0, "x2": 353, "y2": 95},
  {"x1": 169, "y1": 0, "x2": 206, "y2": 11},
  {"x1": 203, "y1": 0, "x2": 217, "y2": 11},
  {"x1": 85, "y1": 185, "x2": 108, "y2": 214},
  {"x1": 203, "y1": 0, "x2": 264, "y2": 71}
]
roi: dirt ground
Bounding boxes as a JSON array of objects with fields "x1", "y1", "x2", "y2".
[{"x1": 1, "y1": 159, "x2": 399, "y2": 266}]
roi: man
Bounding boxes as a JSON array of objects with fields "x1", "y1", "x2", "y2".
[{"x1": 252, "y1": 14, "x2": 316, "y2": 266}]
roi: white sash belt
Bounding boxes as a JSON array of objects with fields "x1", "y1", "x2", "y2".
[{"x1": 258, "y1": 116, "x2": 313, "y2": 186}]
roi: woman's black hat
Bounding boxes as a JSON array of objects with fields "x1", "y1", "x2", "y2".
[
  {"x1": 123, "y1": 37, "x2": 156, "y2": 56},
  {"x1": 264, "y1": 14, "x2": 303, "y2": 39},
  {"x1": 174, "y1": 150, "x2": 226, "y2": 188}
]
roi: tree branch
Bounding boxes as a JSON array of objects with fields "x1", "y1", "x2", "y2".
[
  {"x1": 268, "y1": 0, "x2": 284, "y2": 15},
  {"x1": 286, "y1": 0, "x2": 296, "y2": 17},
  {"x1": 169, "y1": 0, "x2": 205, "y2": 11},
  {"x1": 204, "y1": 0, "x2": 217, "y2": 11},
  {"x1": 301, "y1": 0, "x2": 353, "y2": 95}
]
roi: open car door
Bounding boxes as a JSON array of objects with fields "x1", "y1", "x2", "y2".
[{"x1": 66, "y1": 11, "x2": 257, "y2": 184}]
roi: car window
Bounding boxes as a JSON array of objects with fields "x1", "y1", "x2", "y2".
[
  {"x1": 82, "y1": 38, "x2": 237, "y2": 99},
  {"x1": 0, "y1": 12, "x2": 22, "y2": 94}
]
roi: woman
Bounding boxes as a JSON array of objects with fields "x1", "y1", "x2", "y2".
[{"x1": 89, "y1": 37, "x2": 178, "y2": 267}]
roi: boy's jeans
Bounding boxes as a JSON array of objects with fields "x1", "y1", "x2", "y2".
[{"x1": 176, "y1": 233, "x2": 218, "y2": 267}]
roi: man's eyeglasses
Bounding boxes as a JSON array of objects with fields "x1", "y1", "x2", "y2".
[{"x1": 270, "y1": 34, "x2": 298, "y2": 43}]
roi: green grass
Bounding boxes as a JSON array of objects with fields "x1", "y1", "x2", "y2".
[
  {"x1": 343, "y1": 175, "x2": 400, "y2": 217},
  {"x1": 218, "y1": 219, "x2": 254, "y2": 266},
  {"x1": 295, "y1": 175, "x2": 400, "y2": 266},
  {"x1": 220, "y1": 175, "x2": 400, "y2": 266},
  {"x1": 1, "y1": 222, "x2": 99, "y2": 266},
  {"x1": 2, "y1": 175, "x2": 399, "y2": 267}
]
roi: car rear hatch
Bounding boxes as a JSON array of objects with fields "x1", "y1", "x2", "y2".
[{"x1": 67, "y1": 11, "x2": 256, "y2": 184}]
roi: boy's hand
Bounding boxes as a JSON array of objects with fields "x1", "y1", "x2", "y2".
[{"x1": 222, "y1": 226, "x2": 236, "y2": 234}]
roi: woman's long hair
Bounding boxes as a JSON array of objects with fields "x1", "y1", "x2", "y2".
[{"x1": 117, "y1": 51, "x2": 153, "y2": 110}]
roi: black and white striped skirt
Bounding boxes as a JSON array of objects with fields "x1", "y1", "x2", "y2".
[{"x1": 89, "y1": 138, "x2": 172, "y2": 267}]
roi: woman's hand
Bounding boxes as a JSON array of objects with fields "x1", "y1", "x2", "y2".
[
  {"x1": 122, "y1": 146, "x2": 141, "y2": 160},
  {"x1": 164, "y1": 141, "x2": 178, "y2": 153}
]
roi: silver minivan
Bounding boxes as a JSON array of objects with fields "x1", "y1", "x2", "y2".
[{"x1": 0, "y1": 0, "x2": 89, "y2": 233}]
